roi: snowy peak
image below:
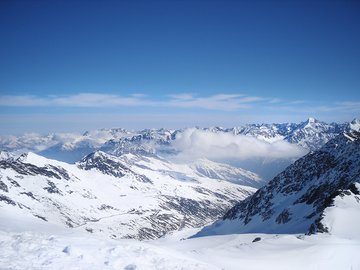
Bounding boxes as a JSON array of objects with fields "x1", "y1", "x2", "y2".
[
  {"x1": 17, "y1": 152, "x2": 55, "y2": 166},
  {"x1": 300, "y1": 117, "x2": 325, "y2": 130},
  {"x1": 308, "y1": 117, "x2": 317, "y2": 123},
  {"x1": 77, "y1": 151, "x2": 152, "y2": 183},
  {"x1": 299, "y1": 117, "x2": 322, "y2": 129},
  {"x1": 285, "y1": 118, "x2": 345, "y2": 150},
  {"x1": 0, "y1": 153, "x2": 71, "y2": 183},
  {"x1": 349, "y1": 118, "x2": 360, "y2": 132},
  {"x1": 305, "y1": 117, "x2": 318, "y2": 126}
]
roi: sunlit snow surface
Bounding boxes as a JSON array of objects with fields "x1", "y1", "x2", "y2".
[{"x1": 0, "y1": 226, "x2": 359, "y2": 270}]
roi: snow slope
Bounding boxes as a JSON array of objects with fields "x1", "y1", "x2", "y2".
[
  {"x1": 190, "y1": 158, "x2": 264, "y2": 188},
  {"x1": 0, "y1": 224, "x2": 358, "y2": 270},
  {"x1": 321, "y1": 183, "x2": 360, "y2": 239},
  {"x1": 1, "y1": 183, "x2": 358, "y2": 269}
]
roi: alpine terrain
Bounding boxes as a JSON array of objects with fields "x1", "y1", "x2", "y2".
[
  {"x1": 0, "y1": 150, "x2": 258, "y2": 240},
  {"x1": 0, "y1": 119, "x2": 359, "y2": 270},
  {"x1": 196, "y1": 119, "x2": 360, "y2": 237}
]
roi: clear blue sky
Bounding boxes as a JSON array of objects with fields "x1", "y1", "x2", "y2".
[{"x1": 0, "y1": 0, "x2": 359, "y2": 134}]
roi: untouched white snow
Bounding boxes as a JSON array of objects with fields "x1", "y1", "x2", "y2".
[{"x1": 0, "y1": 225, "x2": 359, "y2": 270}]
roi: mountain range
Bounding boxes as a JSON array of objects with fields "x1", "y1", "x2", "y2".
[
  {"x1": 0, "y1": 118, "x2": 359, "y2": 242},
  {"x1": 0, "y1": 118, "x2": 347, "y2": 163}
]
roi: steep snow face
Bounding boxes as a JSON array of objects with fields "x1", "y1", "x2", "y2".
[
  {"x1": 195, "y1": 128, "x2": 360, "y2": 237},
  {"x1": 0, "y1": 151, "x2": 256, "y2": 240},
  {"x1": 321, "y1": 183, "x2": 360, "y2": 239}
]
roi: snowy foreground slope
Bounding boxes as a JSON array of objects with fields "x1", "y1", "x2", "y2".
[
  {"x1": 195, "y1": 121, "x2": 360, "y2": 237},
  {"x1": 0, "y1": 151, "x2": 257, "y2": 240},
  {"x1": 0, "y1": 218, "x2": 359, "y2": 270}
]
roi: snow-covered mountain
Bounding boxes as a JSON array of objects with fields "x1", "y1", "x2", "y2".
[
  {"x1": 0, "y1": 150, "x2": 258, "y2": 240},
  {"x1": 284, "y1": 117, "x2": 346, "y2": 150},
  {"x1": 0, "y1": 129, "x2": 132, "y2": 163},
  {"x1": 195, "y1": 119, "x2": 360, "y2": 237},
  {"x1": 99, "y1": 128, "x2": 177, "y2": 158},
  {"x1": 0, "y1": 118, "x2": 347, "y2": 164},
  {"x1": 227, "y1": 117, "x2": 346, "y2": 150}
]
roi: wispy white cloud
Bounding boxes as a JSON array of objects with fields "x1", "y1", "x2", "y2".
[
  {"x1": 0, "y1": 93, "x2": 265, "y2": 111},
  {"x1": 335, "y1": 101, "x2": 360, "y2": 112},
  {"x1": 168, "y1": 93, "x2": 195, "y2": 100},
  {"x1": 167, "y1": 94, "x2": 264, "y2": 110},
  {"x1": 1, "y1": 93, "x2": 359, "y2": 117},
  {"x1": 288, "y1": 100, "x2": 305, "y2": 105},
  {"x1": 268, "y1": 98, "x2": 282, "y2": 104},
  {"x1": 265, "y1": 101, "x2": 360, "y2": 114},
  {"x1": 0, "y1": 93, "x2": 154, "y2": 107}
]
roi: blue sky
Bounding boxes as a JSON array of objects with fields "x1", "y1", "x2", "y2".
[{"x1": 0, "y1": 0, "x2": 359, "y2": 134}]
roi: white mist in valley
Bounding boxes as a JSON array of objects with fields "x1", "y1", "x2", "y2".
[{"x1": 171, "y1": 128, "x2": 308, "y2": 180}]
